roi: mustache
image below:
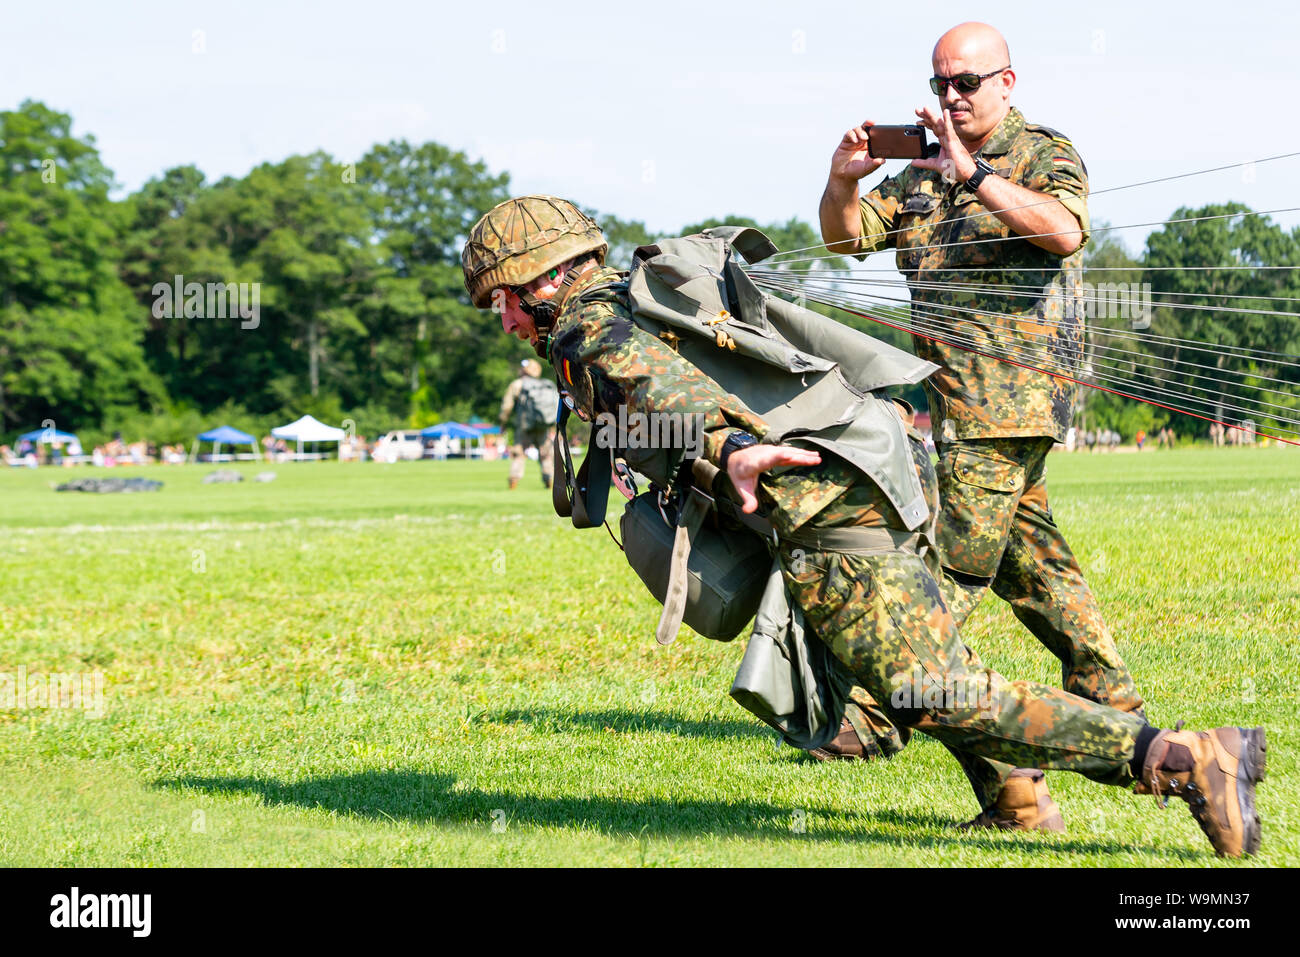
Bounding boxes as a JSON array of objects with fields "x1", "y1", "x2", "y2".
[{"x1": 948, "y1": 102, "x2": 973, "y2": 113}]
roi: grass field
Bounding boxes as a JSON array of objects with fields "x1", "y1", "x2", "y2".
[{"x1": 1, "y1": 447, "x2": 1296, "y2": 867}]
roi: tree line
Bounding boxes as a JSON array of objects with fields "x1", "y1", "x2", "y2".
[{"x1": 2, "y1": 99, "x2": 1296, "y2": 447}]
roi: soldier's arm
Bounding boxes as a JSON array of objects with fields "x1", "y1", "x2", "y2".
[
  {"x1": 821, "y1": 176, "x2": 904, "y2": 263},
  {"x1": 819, "y1": 123, "x2": 899, "y2": 258},
  {"x1": 499, "y1": 379, "x2": 519, "y2": 424},
  {"x1": 1018, "y1": 135, "x2": 1090, "y2": 254},
  {"x1": 549, "y1": 297, "x2": 771, "y2": 470},
  {"x1": 963, "y1": 169, "x2": 1084, "y2": 256}
]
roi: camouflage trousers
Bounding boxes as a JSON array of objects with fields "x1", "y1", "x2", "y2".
[
  {"x1": 933, "y1": 437, "x2": 1142, "y2": 713},
  {"x1": 781, "y1": 540, "x2": 1145, "y2": 791},
  {"x1": 512, "y1": 425, "x2": 555, "y2": 486},
  {"x1": 833, "y1": 436, "x2": 1143, "y2": 806}
]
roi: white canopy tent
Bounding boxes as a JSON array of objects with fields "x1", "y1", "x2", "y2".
[{"x1": 270, "y1": 414, "x2": 346, "y2": 460}]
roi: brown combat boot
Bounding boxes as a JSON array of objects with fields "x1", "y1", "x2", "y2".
[
  {"x1": 1136, "y1": 724, "x2": 1266, "y2": 858},
  {"x1": 807, "y1": 718, "x2": 877, "y2": 762},
  {"x1": 959, "y1": 768, "x2": 1066, "y2": 832}
]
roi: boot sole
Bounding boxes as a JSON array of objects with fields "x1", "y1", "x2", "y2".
[{"x1": 1235, "y1": 727, "x2": 1266, "y2": 856}]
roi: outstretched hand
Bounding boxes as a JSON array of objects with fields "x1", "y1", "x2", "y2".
[
  {"x1": 911, "y1": 105, "x2": 975, "y2": 183},
  {"x1": 726, "y1": 443, "x2": 822, "y2": 514}
]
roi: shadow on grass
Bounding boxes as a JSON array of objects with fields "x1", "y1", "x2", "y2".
[
  {"x1": 489, "y1": 707, "x2": 772, "y2": 741},
  {"x1": 155, "y1": 770, "x2": 1203, "y2": 860}
]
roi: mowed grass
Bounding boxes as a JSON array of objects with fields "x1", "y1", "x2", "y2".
[{"x1": 0, "y1": 447, "x2": 1296, "y2": 867}]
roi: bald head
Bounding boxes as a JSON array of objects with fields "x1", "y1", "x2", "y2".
[
  {"x1": 930, "y1": 22, "x2": 1015, "y2": 147},
  {"x1": 933, "y1": 22, "x2": 1010, "y2": 72}
]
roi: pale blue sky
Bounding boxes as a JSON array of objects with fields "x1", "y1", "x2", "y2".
[{"x1": 3, "y1": 0, "x2": 1296, "y2": 256}]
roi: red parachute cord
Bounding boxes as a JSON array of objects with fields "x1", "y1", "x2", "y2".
[{"x1": 837, "y1": 306, "x2": 1300, "y2": 448}]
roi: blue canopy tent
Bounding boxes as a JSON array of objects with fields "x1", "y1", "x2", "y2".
[
  {"x1": 18, "y1": 428, "x2": 79, "y2": 444},
  {"x1": 190, "y1": 425, "x2": 263, "y2": 463},
  {"x1": 420, "y1": 422, "x2": 486, "y2": 459},
  {"x1": 13, "y1": 426, "x2": 82, "y2": 465}
]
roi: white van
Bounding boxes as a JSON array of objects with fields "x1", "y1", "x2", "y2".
[{"x1": 373, "y1": 430, "x2": 426, "y2": 463}]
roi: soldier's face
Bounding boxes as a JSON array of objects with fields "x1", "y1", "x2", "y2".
[
  {"x1": 931, "y1": 48, "x2": 1013, "y2": 143},
  {"x1": 499, "y1": 288, "x2": 540, "y2": 346},
  {"x1": 498, "y1": 271, "x2": 563, "y2": 347}
]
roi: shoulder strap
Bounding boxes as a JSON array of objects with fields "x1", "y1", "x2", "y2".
[{"x1": 551, "y1": 400, "x2": 610, "y2": 529}]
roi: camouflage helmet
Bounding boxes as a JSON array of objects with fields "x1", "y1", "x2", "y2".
[{"x1": 462, "y1": 195, "x2": 607, "y2": 308}]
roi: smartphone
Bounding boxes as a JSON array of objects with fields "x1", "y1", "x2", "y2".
[{"x1": 866, "y1": 124, "x2": 930, "y2": 160}]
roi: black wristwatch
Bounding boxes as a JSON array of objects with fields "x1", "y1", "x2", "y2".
[
  {"x1": 965, "y1": 156, "x2": 996, "y2": 192},
  {"x1": 719, "y1": 431, "x2": 759, "y2": 472}
]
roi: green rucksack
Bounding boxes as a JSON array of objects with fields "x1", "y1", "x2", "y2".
[
  {"x1": 550, "y1": 226, "x2": 939, "y2": 749},
  {"x1": 516, "y1": 375, "x2": 558, "y2": 432}
]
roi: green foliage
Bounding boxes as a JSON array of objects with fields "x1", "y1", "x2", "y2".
[
  {"x1": 0, "y1": 100, "x2": 164, "y2": 434},
  {"x1": 3, "y1": 100, "x2": 1297, "y2": 450}
]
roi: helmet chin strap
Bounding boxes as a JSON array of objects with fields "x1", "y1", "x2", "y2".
[{"x1": 518, "y1": 260, "x2": 592, "y2": 357}]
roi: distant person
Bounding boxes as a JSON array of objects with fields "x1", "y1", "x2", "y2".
[
  {"x1": 1135, "y1": 429, "x2": 1146, "y2": 451},
  {"x1": 498, "y1": 358, "x2": 558, "y2": 490}
]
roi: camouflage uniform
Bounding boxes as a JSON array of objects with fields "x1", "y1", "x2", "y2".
[
  {"x1": 835, "y1": 108, "x2": 1145, "y2": 800},
  {"x1": 547, "y1": 264, "x2": 1147, "y2": 793},
  {"x1": 499, "y1": 373, "x2": 556, "y2": 487}
]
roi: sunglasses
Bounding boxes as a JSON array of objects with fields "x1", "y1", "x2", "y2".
[{"x1": 929, "y1": 66, "x2": 1010, "y2": 96}]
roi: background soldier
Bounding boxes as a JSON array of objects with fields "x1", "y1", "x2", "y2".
[
  {"x1": 499, "y1": 358, "x2": 558, "y2": 489},
  {"x1": 460, "y1": 194, "x2": 1266, "y2": 857},
  {"x1": 818, "y1": 21, "x2": 1146, "y2": 825}
]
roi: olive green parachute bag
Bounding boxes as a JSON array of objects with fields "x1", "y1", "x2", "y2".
[{"x1": 552, "y1": 225, "x2": 936, "y2": 748}]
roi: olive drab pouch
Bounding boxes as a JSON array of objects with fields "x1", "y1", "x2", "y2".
[
  {"x1": 619, "y1": 483, "x2": 771, "y2": 643},
  {"x1": 618, "y1": 457, "x2": 769, "y2": 642}
]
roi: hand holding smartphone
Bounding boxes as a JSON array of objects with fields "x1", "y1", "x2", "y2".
[{"x1": 866, "y1": 124, "x2": 935, "y2": 160}]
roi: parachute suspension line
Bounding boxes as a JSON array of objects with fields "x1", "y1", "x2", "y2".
[
  {"x1": 746, "y1": 269, "x2": 1300, "y2": 312},
  {"x1": 760, "y1": 283, "x2": 1300, "y2": 446},
  {"x1": 761, "y1": 151, "x2": 1300, "y2": 263},
  {"x1": 753, "y1": 280, "x2": 1300, "y2": 434},
  {"x1": 751, "y1": 274, "x2": 1300, "y2": 387},
  {"x1": 753, "y1": 205, "x2": 1300, "y2": 269},
  {"x1": 751, "y1": 276, "x2": 1300, "y2": 444},
  {"x1": 753, "y1": 274, "x2": 1300, "y2": 426}
]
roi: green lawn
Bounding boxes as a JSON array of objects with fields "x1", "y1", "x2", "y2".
[{"x1": 1, "y1": 448, "x2": 1296, "y2": 866}]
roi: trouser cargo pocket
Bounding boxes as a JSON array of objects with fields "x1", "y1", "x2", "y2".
[{"x1": 936, "y1": 444, "x2": 1025, "y2": 578}]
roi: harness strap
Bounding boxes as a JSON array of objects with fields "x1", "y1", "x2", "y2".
[
  {"x1": 551, "y1": 402, "x2": 610, "y2": 528},
  {"x1": 654, "y1": 486, "x2": 711, "y2": 645},
  {"x1": 781, "y1": 523, "x2": 922, "y2": 555}
]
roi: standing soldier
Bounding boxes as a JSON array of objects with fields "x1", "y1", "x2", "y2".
[
  {"x1": 499, "y1": 358, "x2": 558, "y2": 490},
  {"x1": 459, "y1": 194, "x2": 1266, "y2": 858},
  {"x1": 818, "y1": 21, "x2": 1146, "y2": 826}
]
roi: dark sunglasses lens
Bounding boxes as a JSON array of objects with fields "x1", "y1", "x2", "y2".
[
  {"x1": 953, "y1": 73, "x2": 983, "y2": 93},
  {"x1": 929, "y1": 77, "x2": 946, "y2": 95}
]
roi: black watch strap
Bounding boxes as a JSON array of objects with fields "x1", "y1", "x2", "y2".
[
  {"x1": 966, "y1": 157, "x2": 995, "y2": 192},
  {"x1": 719, "y1": 431, "x2": 758, "y2": 472}
]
